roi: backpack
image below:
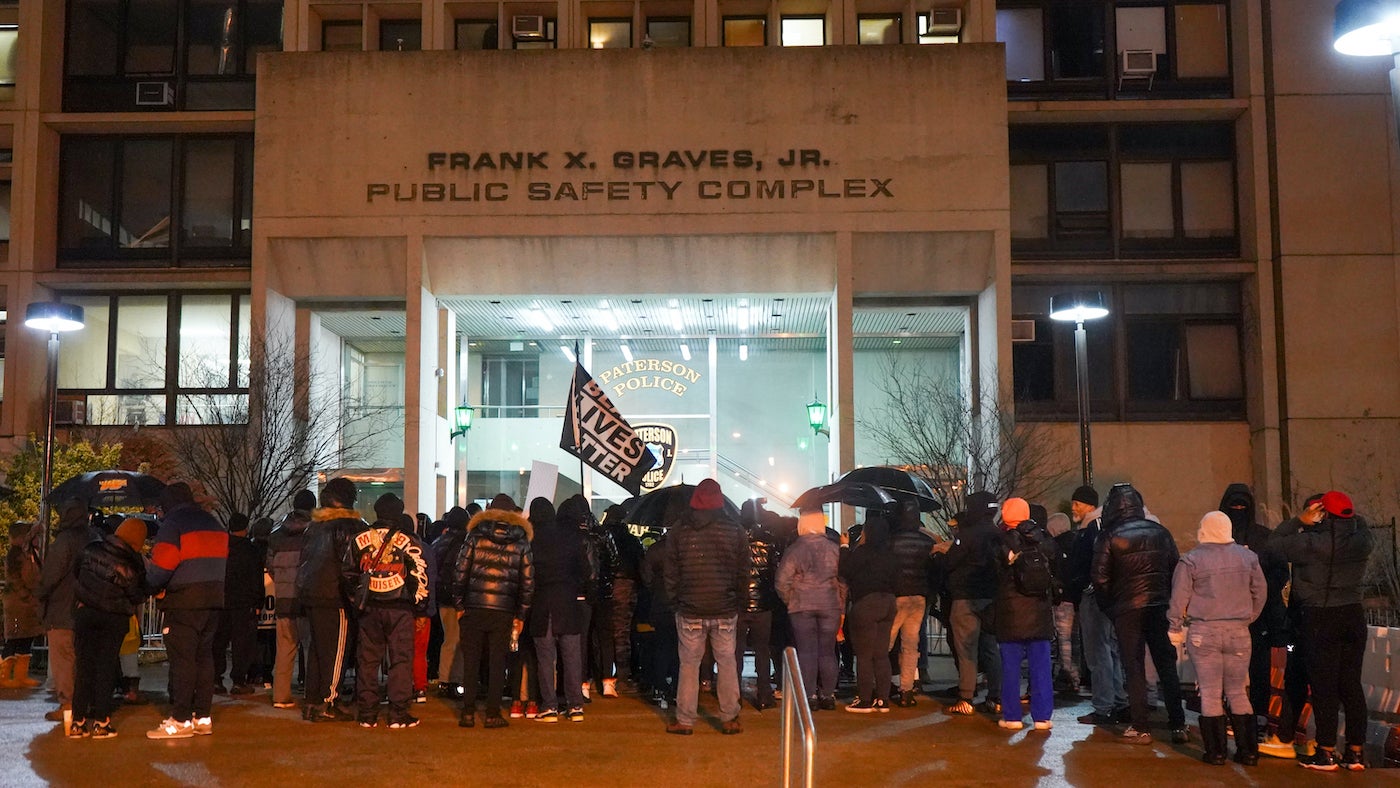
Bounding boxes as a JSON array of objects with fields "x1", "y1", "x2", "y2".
[{"x1": 1010, "y1": 536, "x2": 1054, "y2": 598}]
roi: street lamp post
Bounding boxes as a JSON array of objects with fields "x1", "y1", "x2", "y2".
[
  {"x1": 24, "y1": 302, "x2": 85, "y2": 557},
  {"x1": 1334, "y1": 0, "x2": 1400, "y2": 144},
  {"x1": 451, "y1": 404, "x2": 474, "y2": 507},
  {"x1": 1049, "y1": 291, "x2": 1109, "y2": 488}
]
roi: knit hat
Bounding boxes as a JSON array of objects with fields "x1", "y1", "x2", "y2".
[
  {"x1": 690, "y1": 479, "x2": 724, "y2": 511},
  {"x1": 374, "y1": 493, "x2": 405, "y2": 522},
  {"x1": 1046, "y1": 512, "x2": 1071, "y2": 537},
  {"x1": 228, "y1": 512, "x2": 250, "y2": 534},
  {"x1": 293, "y1": 490, "x2": 317, "y2": 512},
  {"x1": 1071, "y1": 485, "x2": 1099, "y2": 507},
  {"x1": 322, "y1": 477, "x2": 357, "y2": 508},
  {"x1": 797, "y1": 509, "x2": 827, "y2": 536},
  {"x1": 1321, "y1": 491, "x2": 1354, "y2": 518},
  {"x1": 488, "y1": 493, "x2": 516, "y2": 511},
  {"x1": 1198, "y1": 511, "x2": 1234, "y2": 544},
  {"x1": 1000, "y1": 497, "x2": 1030, "y2": 527},
  {"x1": 115, "y1": 517, "x2": 147, "y2": 552}
]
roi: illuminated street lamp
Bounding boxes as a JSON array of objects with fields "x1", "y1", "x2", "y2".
[
  {"x1": 806, "y1": 397, "x2": 829, "y2": 438},
  {"x1": 1049, "y1": 291, "x2": 1108, "y2": 487},
  {"x1": 1335, "y1": 0, "x2": 1400, "y2": 146},
  {"x1": 25, "y1": 301, "x2": 85, "y2": 556},
  {"x1": 451, "y1": 403, "x2": 475, "y2": 438}
]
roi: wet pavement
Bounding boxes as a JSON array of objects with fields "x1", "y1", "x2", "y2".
[{"x1": 2, "y1": 657, "x2": 1396, "y2": 787}]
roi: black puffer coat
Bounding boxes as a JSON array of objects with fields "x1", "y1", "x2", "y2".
[
  {"x1": 1090, "y1": 486, "x2": 1179, "y2": 619},
  {"x1": 663, "y1": 509, "x2": 749, "y2": 618},
  {"x1": 742, "y1": 523, "x2": 782, "y2": 613},
  {"x1": 889, "y1": 521, "x2": 935, "y2": 598},
  {"x1": 994, "y1": 523, "x2": 1055, "y2": 642},
  {"x1": 75, "y1": 535, "x2": 148, "y2": 616},
  {"x1": 452, "y1": 508, "x2": 535, "y2": 619},
  {"x1": 431, "y1": 525, "x2": 470, "y2": 603},
  {"x1": 561, "y1": 495, "x2": 617, "y2": 602},
  {"x1": 1271, "y1": 513, "x2": 1373, "y2": 609}
]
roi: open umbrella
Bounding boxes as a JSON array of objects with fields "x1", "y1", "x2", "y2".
[
  {"x1": 834, "y1": 466, "x2": 943, "y2": 512},
  {"x1": 46, "y1": 470, "x2": 167, "y2": 508},
  {"x1": 623, "y1": 483, "x2": 741, "y2": 529},
  {"x1": 790, "y1": 481, "x2": 897, "y2": 512}
]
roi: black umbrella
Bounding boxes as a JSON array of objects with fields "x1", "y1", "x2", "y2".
[
  {"x1": 46, "y1": 470, "x2": 167, "y2": 508},
  {"x1": 623, "y1": 483, "x2": 741, "y2": 529},
  {"x1": 790, "y1": 481, "x2": 898, "y2": 512},
  {"x1": 834, "y1": 466, "x2": 943, "y2": 512}
]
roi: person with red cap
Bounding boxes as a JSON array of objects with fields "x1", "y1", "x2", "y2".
[
  {"x1": 993, "y1": 498, "x2": 1056, "y2": 731},
  {"x1": 661, "y1": 479, "x2": 749, "y2": 735},
  {"x1": 1271, "y1": 490, "x2": 1373, "y2": 772}
]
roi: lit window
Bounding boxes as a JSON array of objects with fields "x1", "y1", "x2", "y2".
[
  {"x1": 781, "y1": 16, "x2": 824, "y2": 47},
  {"x1": 723, "y1": 17, "x2": 765, "y2": 46},
  {"x1": 0, "y1": 25, "x2": 17, "y2": 86},
  {"x1": 589, "y1": 19, "x2": 632, "y2": 49},
  {"x1": 858, "y1": 15, "x2": 900, "y2": 45}
]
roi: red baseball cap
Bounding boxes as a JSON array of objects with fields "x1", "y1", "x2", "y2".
[{"x1": 1321, "y1": 490, "x2": 1354, "y2": 518}]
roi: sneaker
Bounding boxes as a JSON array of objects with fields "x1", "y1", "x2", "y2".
[
  {"x1": 482, "y1": 714, "x2": 508, "y2": 729},
  {"x1": 458, "y1": 713, "x2": 475, "y2": 728},
  {"x1": 525, "y1": 702, "x2": 539, "y2": 719},
  {"x1": 947, "y1": 699, "x2": 976, "y2": 715},
  {"x1": 1299, "y1": 748, "x2": 1340, "y2": 772},
  {"x1": 388, "y1": 717, "x2": 420, "y2": 729},
  {"x1": 1033, "y1": 720, "x2": 1053, "y2": 731},
  {"x1": 212, "y1": 684, "x2": 228, "y2": 696},
  {"x1": 307, "y1": 705, "x2": 351, "y2": 723},
  {"x1": 1258, "y1": 733, "x2": 1296, "y2": 759},
  {"x1": 602, "y1": 678, "x2": 618, "y2": 698},
  {"x1": 581, "y1": 683, "x2": 591, "y2": 701},
  {"x1": 817, "y1": 696, "x2": 836, "y2": 711},
  {"x1": 89, "y1": 720, "x2": 117, "y2": 740},
  {"x1": 872, "y1": 699, "x2": 891, "y2": 713},
  {"x1": 1340, "y1": 748, "x2": 1366, "y2": 772},
  {"x1": 665, "y1": 722, "x2": 693, "y2": 736},
  {"x1": 773, "y1": 689, "x2": 784, "y2": 700},
  {"x1": 229, "y1": 684, "x2": 254, "y2": 696},
  {"x1": 567, "y1": 707, "x2": 584, "y2": 723},
  {"x1": 1294, "y1": 739, "x2": 1317, "y2": 758},
  {"x1": 535, "y1": 708, "x2": 560, "y2": 723},
  {"x1": 1120, "y1": 726, "x2": 1153, "y2": 745},
  {"x1": 650, "y1": 689, "x2": 667, "y2": 706},
  {"x1": 897, "y1": 691, "x2": 918, "y2": 708},
  {"x1": 999, "y1": 719, "x2": 1024, "y2": 730},
  {"x1": 1170, "y1": 727, "x2": 1190, "y2": 744},
  {"x1": 413, "y1": 689, "x2": 427, "y2": 704},
  {"x1": 66, "y1": 720, "x2": 89, "y2": 739},
  {"x1": 509, "y1": 701, "x2": 524, "y2": 719},
  {"x1": 976, "y1": 700, "x2": 1002, "y2": 715},
  {"x1": 272, "y1": 701, "x2": 297, "y2": 710},
  {"x1": 754, "y1": 697, "x2": 776, "y2": 711},
  {"x1": 44, "y1": 707, "x2": 68, "y2": 723},
  {"x1": 358, "y1": 719, "x2": 377, "y2": 729},
  {"x1": 846, "y1": 699, "x2": 876, "y2": 714},
  {"x1": 721, "y1": 717, "x2": 743, "y2": 735},
  {"x1": 146, "y1": 718, "x2": 195, "y2": 740},
  {"x1": 192, "y1": 717, "x2": 212, "y2": 736},
  {"x1": 1077, "y1": 712, "x2": 1114, "y2": 726}
]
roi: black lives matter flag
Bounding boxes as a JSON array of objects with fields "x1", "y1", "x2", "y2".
[{"x1": 560, "y1": 360, "x2": 657, "y2": 496}]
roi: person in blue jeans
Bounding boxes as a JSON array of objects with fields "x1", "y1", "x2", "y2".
[
  {"x1": 993, "y1": 498, "x2": 1056, "y2": 731},
  {"x1": 776, "y1": 509, "x2": 844, "y2": 710}
]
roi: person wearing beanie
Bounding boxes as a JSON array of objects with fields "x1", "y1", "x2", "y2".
[
  {"x1": 214, "y1": 513, "x2": 263, "y2": 697},
  {"x1": 2, "y1": 521, "x2": 44, "y2": 691},
  {"x1": 343, "y1": 493, "x2": 430, "y2": 729},
  {"x1": 661, "y1": 478, "x2": 749, "y2": 735},
  {"x1": 1165, "y1": 510, "x2": 1265, "y2": 765},
  {"x1": 267, "y1": 491, "x2": 315, "y2": 709},
  {"x1": 295, "y1": 478, "x2": 366, "y2": 724},
  {"x1": 992, "y1": 498, "x2": 1056, "y2": 731},
  {"x1": 776, "y1": 508, "x2": 843, "y2": 710},
  {"x1": 930, "y1": 490, "x2": 1003, "y2": 716},
  {"x1": 1064, "y1": 486, "x2": 1127, "y2": 727},
  {"x1": 1042, "y1": 511, "x2": 1080, "y2": 695},
  {"x1": 1272, "y1": 491, "x2": 1374, "y2": 771},
  {"x1": 431, "y1": 506, "x2": 473, "y2": 697}
]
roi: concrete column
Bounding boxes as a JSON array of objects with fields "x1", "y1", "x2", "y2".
[
  {"x1": 403, "y1": 235, "x2": 442, "y2": 517},
  {"x1": 438, "y1": 305, "x2": 457, "y2": 515},
  {"x1": 831, "y1": 231, "x2": 856, "y2": 529}
]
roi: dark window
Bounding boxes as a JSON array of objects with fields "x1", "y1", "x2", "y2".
[
  {"x1": 646, "y1": 18, "x2": 690, "y2": 47},
  {"x1": 722, "y1": 16, "x2": 765, "y2": 46},
  {"x1": 58, "y1": 134, "x2": 254, "y2": 267},
  {"x1": 321, "y1": 19, "x2": 361, "y2": 50},
  {"x1": 379, "y1": 19, "x2": 421, "y2": 51},
  {"x1": 455, "y1": 19, "x2": 498, "y2": 50}
]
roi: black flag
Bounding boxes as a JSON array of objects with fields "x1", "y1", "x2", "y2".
[{"x1": 560, "y1": 360, "x2": 657, "y2": 495}]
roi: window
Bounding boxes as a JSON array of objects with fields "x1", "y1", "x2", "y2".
[
  {"x1": 646, "y1": 17, "x2": 690, "y2": 47},
  {"x1": 64, "y1": 0, "x2": 281, "y2": 111},
  {"x1": 1009, "y1": 125, "x2": 1110, "y2": 256},
  {"x1": 0, "y1": 179, "x2": 10, "y2": 243},
  {"x1": 379, "y1": 19, "x2": 422, "y2": 51},
  {"x1": 1012, "y1": 282, "x2": 1244, "y2": 420},
  {"x1": 455, "y1": 19, "x2": 498, "y2": 50},
  {"x1": 58, "y1": 292, "x2": 251, "y2": 426},
  {"x1": 781, "y1": 15, "x2": 824, "y2": 46},
  {"x1": 58, "y1": 134, "x2": 255, "y2": 266},
  {"x1": 322, "y1": 20, "x2": 363, "y2": 51},
  {"x1": 858, "y1": 15, "x2": 900, "y2": 45},
  {"x1": 589, "y1": 19, "x2": 631, "y2": 49},
  {"x1": 0, "y1": 24, "x2": 16, "y2": 87},
  {"x1": 917, "y1": 10, "x2": 961, "y2": 43},
  {"x1": 481, "y1": 355, "x2": 539, "y2": 417},
  {"x1": 722, "y1": 16, "x2": 765, "y2": 46},
  {"x1": 511, "y1": 17, "x2": 556, "y2": 49}
]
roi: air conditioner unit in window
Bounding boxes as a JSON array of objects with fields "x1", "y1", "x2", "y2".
[
  {"x1": 925, "y1": 7, "x2": 963, "y2": 35},
  {"x1": 135, "y1": 81, "x2": 175, "y2": 107},
  {"x1": 1011, "y1": 319, "x2": 1037, "y2": 343},
  {"x1": 1118, "y1": 49, "x2": 1157, "y2": 89},
  {"x1": 512, "y1": 15, "x2": 545, "y2": 40},
  {"x1": 55, "y1": 399, "x2": 86, "y2": 426}
]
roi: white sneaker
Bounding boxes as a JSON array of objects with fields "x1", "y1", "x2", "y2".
[
  {"x1": 192, "y1": 717, "x2": 212, "y2": 735},
  {"x1": 147, "y1": 718, "x2": 195, "y2": 740},
  {"x1": 1033, "y1": 720, "x2": 1053, "y2": 731},
  {"x1": 998, "y1": 719, "x2": 1024, "y2": 730},
  {"x1": 581, "y1": 682, "x2": 591, "y2": 700},
  {"x1": 602, "y1": 678, "x2": 618, "y2": 698}
]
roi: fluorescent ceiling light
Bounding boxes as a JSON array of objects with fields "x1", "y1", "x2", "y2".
[
  {"x1": 621, "y1": 344, "x2": 633, "y2": 362},
  {"x1": 680, "y1": 344, "x2": 691, "y2": 361},
  {"x1": 560, "y1": 345, "x2": 576, "y2": 363},
  {"x1": 739, "y1": 344, "x2": 749, "y2": 361}
]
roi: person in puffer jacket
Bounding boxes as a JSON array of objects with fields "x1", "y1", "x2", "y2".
[
  {"x1": 451, "y1": 494, "x2": 534, "y2": 729},
  {"x1": 70, "y1": 518, "x2": 148, "y2": 739},
  {"x1": 736, "y1": 500, "x2": 782, "y2": 710},
  {"x1": 296, "y1": 477, "x2": 365, "y2": 723},
  {"x1": 267, "y1": 490, "x2": 313, "y2": 709},
  {"x1": 1091, "y1": 483, "x2": 1185, "y2": 745}
]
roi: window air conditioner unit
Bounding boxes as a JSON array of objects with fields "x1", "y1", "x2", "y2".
[
  {"x1": 512, "y1": 15, "x2": 546, "y2": 40},
  {"x1": 1011, "y1": 319, "x2": 1037, "y2": 343},
  {"x1": 55, "y1": 400, "x2": 86, "y2": 426},
  {"x1": 135, "y1": 81, "x2": 175, "y2": 107},
  {"x1": 1120, "y1": 49, "x2": 1156, "y2": 76},
  {"x1": 925, "y1": 7, "x2": 963, "y2": 35}
]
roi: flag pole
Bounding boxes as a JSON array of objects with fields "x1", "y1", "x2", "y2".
[{"x1": 575, "y1": 339, "x2": 586, "y2": 493}]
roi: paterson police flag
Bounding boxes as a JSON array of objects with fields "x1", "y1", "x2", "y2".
[{"x1": 560, "y1": 360, "x2": 657, "y2": 495}]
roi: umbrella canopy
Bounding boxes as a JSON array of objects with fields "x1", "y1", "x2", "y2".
[
  {"x1": 834, "y1": 466, "x2": 943, "y2": 512},
  {"x1": 46, "y1": 470, "x2": 167, "y2": 508},
  {"x1": 790, "y1": 481, "x2": 897, "y2": 512},
  {"x1": 623, "y1": 483, "x2": 741, "y2": 529}
]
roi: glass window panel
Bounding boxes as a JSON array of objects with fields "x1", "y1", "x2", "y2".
[
  {"x1": 125, "y1": 0, "x2": 178, "y2": 74},
  {"x1": 59, "y1": 139, "x2": 116, "y2": 250},
  {"x1": 997, "y1": 8, "x2": 1044, "y2": 81},
  {"x1": 0, "y1": 180, "x2": 10, "y2": 241},
  {"x1": 1115, "y1": 6, "x2": 1165, "y2": 57},
  {"x1": 455, "y1": 20, "x2": 498, "y2": 50},
  {"x1": 379, "y1": 19, "x2": 422, "y2": 51},
  {"x1": 236, "y1": 295, "x2": 251, "y2": 387},
  {"x1": 58, "y1": 296, "x2": 111, "y2": 389},
  {"x1": 1175, "y1": 4, "x2": 1228, "y2": 78},
  {"x1": 589, "y1": 20, "x2": 631, "y2": 49},
  {"x1": 322, "y1": 21, "x2": 362, "y2": 51},
  {"x1": 1185, "y1": 323, "x2": 1242, "y2": 399},
  {"x1": 1181, "y1": 160, "x2": 1235, "y2": 238},
  {"x1": 1048, "y1": 4, "x2": 1104, "y2": 79},
  {"x1": 238, "y1": 137, "x2": 253, "y2": 245},
  {"x1": 1012, "y1": 320, "x2": 1055, "y2": 401},
  {"x1": 1121, "y1": 282, "x2": 1239, "y2": 315},
  {"x1": 114, "y1": 295, "x2": 167, "y2": 388},
  {"x1": 1010, "y1": 125, "x2": 1109, "y2": 158},
  {"x1": 0, "y1": 26, "x2": 17, "y2": 85},
  {"x1": 176, "y1": 393, "x2": 248, "y2": 424},
  {"x1": 1120, "y1": 123, "x2": 1232, "y2": 158},
  {"x1": 186, "y1": 0, "x2": 240, "y2": 75},
  {"x1": 646, "y1": 18, "x2": 690, "y2": 47},
  {"x1": 182, "y1": 138, "x2": 236, "y2": 247},
  {"x1": 87, "y1": 393, "x2": 166, "y2": 426},
  {"x1": 918, "y1": 12, "x2": 960, "y2": 44},
  {"x1": 179, "y1": 294, "x2": 233, "y2": 388},
  {"x1": 1127, "y1": 321, "x2": 1181, "y2": 400},
  {"x1": 119, "y1": 139, "x2": 173, "y2": 249},
  {"x1": 1054, "y1": 161, "x2": 1107, "y2": 212},
  {"x1": 1010, "y1": 164, "x2": 1049, "y2": 239},
  {"x1": 244, "y1": 1, "x2": 284, "y2": 73},
  {"x1": 859, "y1": 16, "x2": 900, "y2": 45},
  {"x1": 1120, "y1": 162, "x2": 1174, "y2": 238},
  {"x1": 781, "y1": 17, "x2": 824, "y2": 47},
  {"x1": 66, "y1": 0, "x2": 122, "y2": 76},
  {"x1": 723, "y1": 17, "x2": 765, "y2": 46}
]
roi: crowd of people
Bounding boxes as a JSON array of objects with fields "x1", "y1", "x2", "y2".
[{"x1": 0, "y1": 473, "x2": 1378, "y2": 774}]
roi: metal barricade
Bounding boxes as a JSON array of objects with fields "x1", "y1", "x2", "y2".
[
  {"x1": 139, "y1": 599, "x2": 166, "y2": 657},
  {"x1": 781, "y1": 646, "x2": 816, "y2": 788}
]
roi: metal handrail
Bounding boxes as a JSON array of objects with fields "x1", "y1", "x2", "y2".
[{"x1": 781, "y1": 646, "x2": 816, "y2": 788}]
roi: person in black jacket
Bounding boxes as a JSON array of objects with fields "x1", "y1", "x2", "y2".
[
  {"x1": 839, "y1": 516, "x2": 898, "y2": 713},
  {"x1": 1217, "y1": 483, "x2": 1288, "y2": 725},
  {"x1": 430, "y1": 506, "x2": 471, "y2": 696},
  {"x1": 1270, "y1": 491, "x2": 1373, "y2": 772},
  {"x1": 736, "y1": 500, "x2": 782, "y2": 711},
  {"x1": 268, "y1": 491, "x2": 313, "y2": 709},
  {"x1": 214, "y1": 513, "x2": 263, "y2": 696},
  {"x1": 887, "y1": 501, "x2": 933, "y2": 707},
  {"x1": 603, "y1": 504, "x2": 644, "y2": 691},
  {"x1": 528, "y1": 497, "x2": 592, "y2": 722},
  {"x1": 993, "y1": 499, "x2": 1055, "y2": 731},
  {"x1": 452, "y1": 493, "x2": 534, "y2": 729},
  {"x1": 37, "y1": 500, "x2": 98, "y2": 724},
  {"x1": 70, "y1": 518, "x2": 148, "y2": 739},
  {"x1": 641, "y1": 531, "x2": 678, "y2": 707},
  {"x1": 565, "y1": 495, "x2": 618, "y2": 700},
  {"x1": 1045, "y1": 511, "x2": 1080, "y2": 694},
  {"x1": 1064, "y1": 486, "x2": 1127, "y2": 726},
  {"x1": 1090, "y1": 483, "x2": 1186, "y2": 745},
  {"x1": 296, "y1": 477, "x2": 364, "y2": 723},
  {"x1": 931, "y1": 491, "x2": 1002, "y2": 716}
]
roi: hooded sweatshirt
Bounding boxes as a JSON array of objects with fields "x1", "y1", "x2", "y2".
[
  {"x1": 939, "y1": 491, "x2": 1001, "y2": 600},
  {"x1": 1218, "y1": 483, "x2": 1289, "y2": 641},
  {"x1": 1166, "y1": 511, "x2": 1266, "y2": 630}
]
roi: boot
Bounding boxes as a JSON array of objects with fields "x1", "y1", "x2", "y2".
[
  {"x1": 0, "y1": 655, "x2": 15, "y2": 687},
  {"x1": 1232, "y1": 714, "x2": 1259, "y2": 765},
  {"x1": 1199, "y1": 716, "x2": 1228, "y2": 765},
  {"x1": 11, "y1": 655, "x2": 42, "y2": 688}
]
